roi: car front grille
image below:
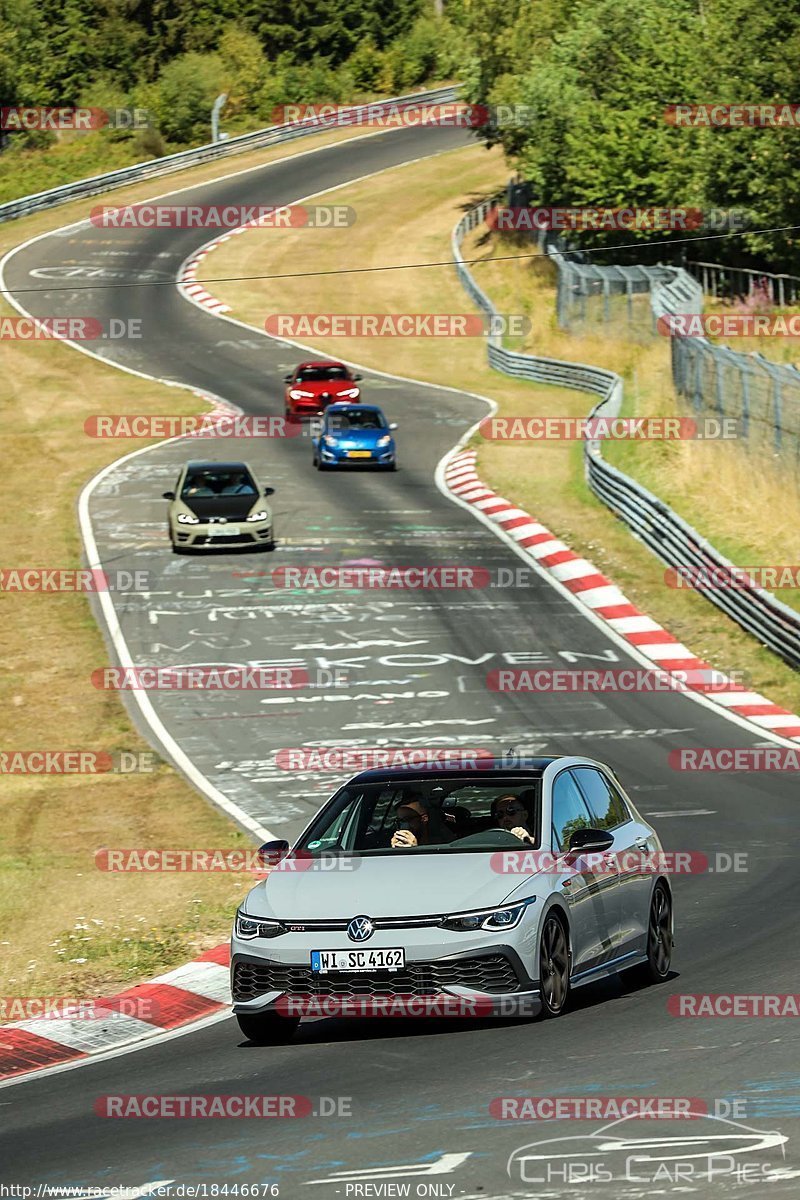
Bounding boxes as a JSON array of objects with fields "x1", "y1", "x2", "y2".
[
  {"x1": 233, "y1": 954, "x2": 520, "y2": 1001},
  {"x1": 192, "y1": 533, "x2": 257, "y2": 546}
]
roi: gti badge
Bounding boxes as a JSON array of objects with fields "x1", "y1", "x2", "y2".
[{"x1": 347, "y1": 915, "x2": 374, "y2": 942}]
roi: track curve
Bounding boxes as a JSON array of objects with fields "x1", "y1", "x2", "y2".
[{"x1": 2, "y1": 124, "x2": 799, "y2": 1198}]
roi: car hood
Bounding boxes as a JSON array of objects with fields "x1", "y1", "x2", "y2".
[
  {"x1": 297, "y1": 381, "x2": 355, "y2": 396},
  {"x1": 182, "y1": 495, "x2": 262, "y2": 520},
  {"x1": 331, "y1": 429, "x2": 388, "y2": 447},
  {"x1": 245, "y1": 853, "x2": 527, "y2": 920}
]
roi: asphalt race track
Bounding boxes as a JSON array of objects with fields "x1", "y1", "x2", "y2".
[{"x1": 2, "y1": 124, "x2": 800, "y2": 1197}]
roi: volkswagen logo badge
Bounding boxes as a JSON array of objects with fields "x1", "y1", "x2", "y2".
[{"x1": 346, "y1": 915, "x2": 374, "y2": 942}]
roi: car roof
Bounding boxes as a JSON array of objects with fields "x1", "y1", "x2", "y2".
[
  {"x1": 347, "y1": 758, "x2": 560, "y2": 785},
  {"x1": 184, "y1": 461, "x2": 251, "y2": 471},
  {"x1": 296, "y1": 360, "x2": 347, "y2": 369},
  {"x1": 326, "y1": 402, "x2": 381, "y2": 413}
]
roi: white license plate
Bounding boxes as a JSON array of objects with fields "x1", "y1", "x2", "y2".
[
  {"x1": 207, "y1": 525, "x2": 240, "y2": 537},
  {"x1": 311, "y1": 948, "x2": 405, "y2": 973}
]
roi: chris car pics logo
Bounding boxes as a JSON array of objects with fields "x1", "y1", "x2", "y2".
[{"x1": 507, "y1": 1113, "x2": 788, "y2": 1187}]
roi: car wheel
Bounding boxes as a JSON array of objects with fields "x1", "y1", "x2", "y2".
[
  {"x1": 236, "y1": 1012, "x2": 299, "y2": 1044},
  {"x1": 538, "y1": 912, "x2": 570, "y2": 1018},
  {"x1": 628, "y1": 882, "x2": 673, "y2": 985}
]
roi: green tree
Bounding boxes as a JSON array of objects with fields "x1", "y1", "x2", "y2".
[{"x1": 153, "y1": 52, "x2": 226, "y2": 142}]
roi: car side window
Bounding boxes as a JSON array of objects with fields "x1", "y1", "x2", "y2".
[
  {"x1": 573, "y1": 768, "x2": 630, "y2": 831},
  {"x1": 551, "y1": 772, "x2": 593, "y2": 851}
]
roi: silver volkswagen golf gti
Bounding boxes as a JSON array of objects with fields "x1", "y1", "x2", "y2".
[{"x1": 231, "y1": 757, "x2": 673, "y2": 1042}]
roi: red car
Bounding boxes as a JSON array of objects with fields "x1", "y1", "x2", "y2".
[{"x1": 283, "y1": 360, "x2": 362, "y2": 420}]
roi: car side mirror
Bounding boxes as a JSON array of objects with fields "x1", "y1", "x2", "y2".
[
  {"x1": 284, "y1": 374, "x2": 293, "y2": 383},
  {"x1": 262, "y1": 486, "x2": 275, "y2": 496},
  {"x1": 389, "y1": 422, "x2": 398, "y2": 430},
  {"x1": 257, "y1": 839, "x2": 290, "y2": 867},
  {"x1": 566, "y1": 827, "x2": 614, "y2": 855},
  {"x1": 353, "y1": 373, "x2": 363, "y2": 381},
  {"x1": 162, "y1": 491, "x2": 175, "y2": 501}
]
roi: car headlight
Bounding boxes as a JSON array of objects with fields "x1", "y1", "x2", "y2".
[
  {"x1": 177, "y1": 512, "x2": 200, "y2": 525},
  {"x1": 234, "y1": 910, "x2": 286, "y2": 940},
  {"x1": 337, "y1": 387, "x2": 359, "y2": 398},
  {"x1": 376, "y1": 435, "x2": 392, "y2": 447},
  {"x1": 246, "y1": 510, "x2": 269, "y2": 523},
  {"x1": 440, "y1": 899, "x2": 534, "y2": 933},
  {"x1": 323, "y1": 435, "x2": 337, "y2": 447},
  {"x1": 289, "y1": 389, "x2": 314, "y2": 399}
]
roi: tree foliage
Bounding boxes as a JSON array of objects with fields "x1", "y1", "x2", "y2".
[{"x1": 462, "y1": 0, "x2": 800, "y2": 268}]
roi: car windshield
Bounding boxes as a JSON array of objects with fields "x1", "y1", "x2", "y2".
[
  {"x1": 297, "y1": 366, "x2": 349, "y2": 382},
  {"x1": 296, "y1": 778, "x2": 543, "y2": 856},
  {"x1": 181, "y1": 469, "x2": 257, "y2": 497},
  {"x1": 327, "y1": 410, "x2": 386, "y2": 432}
]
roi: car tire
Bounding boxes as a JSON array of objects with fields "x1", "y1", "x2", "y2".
[
  {"x1": 627, "y1": 881, "x2": 673, "y2": 985},
  {"x1": 538, "y1": 911, "x2": 570, "y2": 1018},
  {"x1": 236, "y1": 1012, "x2": 300, "y2": 1044}
]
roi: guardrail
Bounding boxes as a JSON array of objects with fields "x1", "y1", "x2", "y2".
[
  {"x1": 452, "y1": 198, "x2": 800, "y2": 669},
  {"x1": 0, "y1": 86, "x2": 458, "y2": 225}
]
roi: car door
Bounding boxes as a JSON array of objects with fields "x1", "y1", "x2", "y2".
[
  {"x1": 572, "y1": 767, "x2": 651, "y2": 955},
  {"x1": 550, "y1": 769, "x2": 621, "y2": 976}
]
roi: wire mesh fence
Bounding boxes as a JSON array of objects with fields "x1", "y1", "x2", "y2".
[{"x1": 547, "y1": 219, "x2": 800, "y2": 460}]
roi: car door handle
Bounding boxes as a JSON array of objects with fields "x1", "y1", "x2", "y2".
[{"x1": 634, "y1": 838, "x2": 649, "y2": 852}]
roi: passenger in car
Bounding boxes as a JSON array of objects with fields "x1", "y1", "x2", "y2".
[{"x1": 390, "y1": 797, "x2": 455, "y2": 848}]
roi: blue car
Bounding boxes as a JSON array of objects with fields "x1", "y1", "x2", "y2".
[{"x1": 311, "y1": 403, "x2": 397, "y2": 470}]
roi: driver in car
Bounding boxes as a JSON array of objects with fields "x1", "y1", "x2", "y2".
[{"x1": 491, "y1": 793, "x2": 535, "y2": 844}]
